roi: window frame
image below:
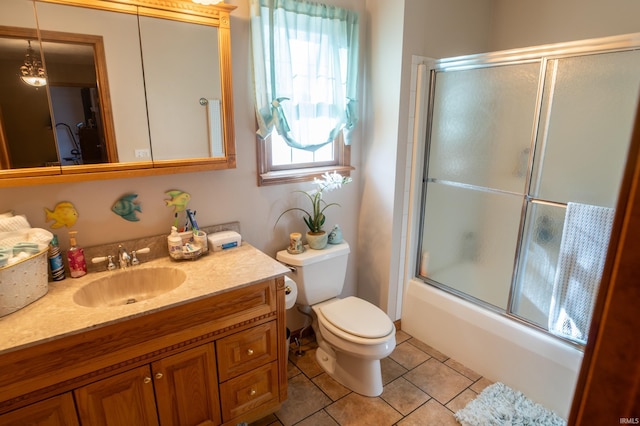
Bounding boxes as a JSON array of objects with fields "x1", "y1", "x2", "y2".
[{"x1": 256, "y1": 132, "x2": 353, "y2": 186}]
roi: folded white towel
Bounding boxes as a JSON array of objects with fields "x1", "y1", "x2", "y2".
[
  {"x1": 549, "y1": 202, "x2": 614, "y2": 343},
  {"x1": 0, "y1": 229, "x2": 53, "y2": 250},
  {"x1": 0, "y1": 214, "x2": 31, "y2": 232}
]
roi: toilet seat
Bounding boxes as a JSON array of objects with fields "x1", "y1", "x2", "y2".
[{"x1": 318, "y1": 297, "x2": 394, "y2": 339}]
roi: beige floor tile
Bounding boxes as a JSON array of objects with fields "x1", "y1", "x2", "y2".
[
  {"x1": 444, "y1": 358, "x2": 481, "y2": 381},
  {"x1": 312, "y1": 373, "x2": 351, "y2": 401},
  {"x1": 395, "y1": 329, "x2": 412, "y2": 344},
  {"x1": 381, "y1": 377, "x2": 430, "y2": 416},
  {"x1": 274, "y1": 331, "x2": 490, "y2": 425},
  {"x1": 470, "y1": 376, "x2": 493, "y2": 393},
  {"x1": 446, "y1": 388, "x2": 478, "y2": 413},
  {"x1": 398, "y1": 399, "x2": 459, "y2": 426},
  {"x1": 325, "y1": 393, "x2": 402, "y2": 426},
  {"x1": 407, "y1": 338, "x2": 449, "y2": 362},
  {"x1": 404, "y1": 358, "x2": 473, "y2": 404},
  {"x1": 381, "y1": 356, "x2": 408, "y2": 385},
  {"x1": 295, "y1": 410, "x2": 339, "y2": 426},
  {"x1": 250, "y1": 413, "x2": 282, "y2": 426},
  {"x1": 276, "y1": 374, "x2": 331, "y2": 426},
  {"x1": 287, "y1": 360, "x2": 301, "y2": 379},
  {"x1": 390, "y1": 342, "x2": 431, "y2": 370},
  {"x1": 289, "y1": 347, "x2": 324, "y2": 378}
]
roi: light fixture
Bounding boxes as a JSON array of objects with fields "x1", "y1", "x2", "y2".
[
  {"x1": 192, "y1": 0, "x2": 223, "y2": 5},
  {"x1": 19, "y1": 40, "x2": 47, "y2": 87}
]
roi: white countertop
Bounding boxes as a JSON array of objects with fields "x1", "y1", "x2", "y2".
[{"x1": 0, "y1": 243, "x2": 289, "y2": 355}]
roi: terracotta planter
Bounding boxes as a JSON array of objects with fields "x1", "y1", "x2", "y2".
[{"x1": 306, "y1": 231, "x2": 328, "y2": 250}]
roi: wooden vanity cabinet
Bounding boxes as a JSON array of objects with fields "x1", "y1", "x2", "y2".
[
  {"x1": 0, "y1": 393, "x2": 79, "y2": 426},
  {"x1": 75, "y1": 344, "x2": 220, "y2": 425},
  {"x1": 0, "y1": 277, "x2": 288, "y2": 426},
  {"x1": 75, "y1": 364, "x2": 160, "y2": 425}
]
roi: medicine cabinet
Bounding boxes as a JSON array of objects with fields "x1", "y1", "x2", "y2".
[{"x1": 0, "y1": 0, "x2": 236, "y2": 187}]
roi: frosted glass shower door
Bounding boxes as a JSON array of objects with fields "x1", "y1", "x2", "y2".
[
  {"x1": 530, "y1": 50, "x2": 640, "y2": 208},
  {"x1": 512, "y1": 49, "x2": 640, "y2": 330},
  {"x1": 420, "y1": 62, "x2": 540, "y2": 309}
]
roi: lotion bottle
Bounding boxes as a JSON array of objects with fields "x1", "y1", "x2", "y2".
[
  {"x1": 48, "y1": 234, "x2": 65, "y2": 281},
  {"x1": 67, "y1": 231, "x2": 87, "y2": 278},
  {"x1": 168, "y1": 226, "x2": 182, "y2": 258}
]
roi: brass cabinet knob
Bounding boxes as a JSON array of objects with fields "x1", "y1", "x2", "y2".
[
  {"x1": 155, "y1": 372, "x2": 164, "y2": 380},
  {"x1": 143, "y1": 376, "x2": 152, "y2": 384},
  {"x1": 249, "y1": 388, "x2": 257, "y2": 396},
  {"x1": 247, "y1": 348, "x2": 254, "y2": 356}
]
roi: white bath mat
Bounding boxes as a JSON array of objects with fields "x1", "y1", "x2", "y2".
[{"x1": 455, "y1": 382, "x2": 566, "y2": 426}]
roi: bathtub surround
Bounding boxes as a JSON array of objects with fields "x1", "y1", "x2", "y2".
[
  {"x1": 402, "y1": 279, "x2": 583, "y2": 418},
  {"x1": 455, "y1": 382, "x2": 566, "y2": 426}
]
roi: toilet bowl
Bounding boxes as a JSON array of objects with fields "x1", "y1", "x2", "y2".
[
  {"x1": 276, "y1": 242, "x2": 396, "y2": 397},
  {"x1": 312, "y1": 297, "x2": 396, "y2": 396}
]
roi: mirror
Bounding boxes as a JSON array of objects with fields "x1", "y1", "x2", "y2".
[{"x1": 0, "y1": 0, "x2": 236, "y2": 186}]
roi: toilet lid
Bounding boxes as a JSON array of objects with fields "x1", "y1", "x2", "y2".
[{"x1": 319, "y1": 297, "x2": 393, "y2": 339}]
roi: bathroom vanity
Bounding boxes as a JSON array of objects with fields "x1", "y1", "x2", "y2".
[{"x1": 0, "y1": 244, "x2": 290, "y2": 425}]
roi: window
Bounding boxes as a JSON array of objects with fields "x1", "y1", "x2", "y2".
[{"x1": 250, "y1": 0, "x2": 359, "y2": 186}]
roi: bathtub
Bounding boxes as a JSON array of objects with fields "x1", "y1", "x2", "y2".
[{"x1": 401, "y1": 277, "x2": 583, "y2": 418}]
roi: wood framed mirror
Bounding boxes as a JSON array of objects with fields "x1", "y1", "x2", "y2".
[{"x1": 0, "y1": 0, "x2": 236, "y2": 187}]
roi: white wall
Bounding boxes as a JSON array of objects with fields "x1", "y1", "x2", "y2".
[
  {"x1": 490, "y1": 0, "x2": 640, "y2": 52},
  {"x1": 0, "y1": 0, "x2": 364, "y2": 325},
  {"x1": 359, "y1": 0, "x2": 493, "y2": 319},
  {"x1": 382, "y1": 0, "x2": 640, "y2": 323}
]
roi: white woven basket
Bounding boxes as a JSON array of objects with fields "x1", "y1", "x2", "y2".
[{"x1": 0, "y1": 247, "x2": 49, "y2": 317}]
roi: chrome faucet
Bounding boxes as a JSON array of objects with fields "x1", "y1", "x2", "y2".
[{"x1": 118, "y1": 245, "x2": 131, "y2": 269}]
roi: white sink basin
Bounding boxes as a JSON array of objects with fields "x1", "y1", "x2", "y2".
[{"x1": 73, "y1": 267, "x2": 187, "y2": 308}]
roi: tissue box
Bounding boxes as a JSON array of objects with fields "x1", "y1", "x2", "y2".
[
  {"x1": 207, "y1": 231, "x2": 241, "y2": 252},
  {"x1": 0, "y1": 247, "x2": 48, "y2": 317}
]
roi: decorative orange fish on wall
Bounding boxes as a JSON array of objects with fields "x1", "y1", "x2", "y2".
[{"x1": 44, "y1": 201, "x2": 79, "y2": 228}]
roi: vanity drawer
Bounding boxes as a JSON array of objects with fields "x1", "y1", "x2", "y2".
[
  {"x1": 219, "y1": 362, "x2": 278, "y2": 422},
  {"x1": 216, "y1": 321, "x2": 277, "y2": 381}
]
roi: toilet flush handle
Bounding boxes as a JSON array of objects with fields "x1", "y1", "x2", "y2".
[{"x1": 279, "y1": 262, "x2": 296, "y2": 273}]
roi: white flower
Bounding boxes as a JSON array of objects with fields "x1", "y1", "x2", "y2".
[{"x1": 314, "y1": 171, "x2": 352, "y2": 192}]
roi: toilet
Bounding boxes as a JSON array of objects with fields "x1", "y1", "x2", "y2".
[{"x1": 276, "y1": 241, "x2": 396, "y2": 397}]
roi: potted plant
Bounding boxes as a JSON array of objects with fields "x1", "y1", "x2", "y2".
[{"x1": 276, "y1": 171, "x2": 352, "y2": 249}]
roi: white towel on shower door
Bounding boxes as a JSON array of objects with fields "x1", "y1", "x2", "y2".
[{"x1": 548, "y1": 202, "x2": 614, "y2": 344}]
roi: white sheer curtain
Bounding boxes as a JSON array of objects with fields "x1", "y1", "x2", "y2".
[{"x1": 250, "y1": 0, "x2": 359, "y2": 151}]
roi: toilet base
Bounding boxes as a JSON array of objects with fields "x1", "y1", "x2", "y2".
[{"x1": 315, "y1": 345, "x2": 384, "y2": 397}]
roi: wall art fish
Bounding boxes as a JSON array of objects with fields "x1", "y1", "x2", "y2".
[
  {"x1": 112, "y1": 193, "x2": 142, "y2": 222},
  {"x1": 165, "y1": 190, "x2": 191, "y2": 212},
  {"x1": 44, "y1": 201, "x2": 79, "y2": 228}
]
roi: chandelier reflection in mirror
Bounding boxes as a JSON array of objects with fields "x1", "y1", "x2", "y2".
[{"x1": 19, "y1": 40, "x2": 47, "y2": 87}]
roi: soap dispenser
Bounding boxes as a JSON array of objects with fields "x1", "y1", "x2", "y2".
[
  {"x1": 67, "y1": 231, "x2": 87, "y2": 278},
  {"x1": 167, "y1": 226, "x2": 182, "y2": 259}
]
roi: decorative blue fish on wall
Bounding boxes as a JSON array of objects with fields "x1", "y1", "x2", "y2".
[{"x1": 112, "y1": 194, "x2": 142, "y2": 222}]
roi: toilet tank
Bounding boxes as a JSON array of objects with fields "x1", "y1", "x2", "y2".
[{"x1": 276, "y1": 242, "x2": 350, "y2": 306}]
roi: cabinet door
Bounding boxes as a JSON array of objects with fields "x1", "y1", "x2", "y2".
[
  {"x1": 74, "y1": 365, "x2": 159, "y2": 426},
  {"x1": 152, "y1": 344, "x2": 221, "y2": 426},
  {"x1": 0, "y1": 393, "x2": 79, "y2": 426}
]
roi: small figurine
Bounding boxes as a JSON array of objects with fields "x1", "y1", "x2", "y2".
[
  {"x1": 328, "y1": 224, "x2": 343, "y2": 244},
  {"x1": 44, "y1": 201, "x2": 79, "y2": 228},
  {"x1": 112, "y1": 193, "x2": 142, "y2": 222},
  {"x1": 165, "y1": 190, "x2": 191, "y2": 212}
]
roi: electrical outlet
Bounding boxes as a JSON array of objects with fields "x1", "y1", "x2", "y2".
[{"x1": 135, "y1": 149, "x2": 151, "y2": 158}]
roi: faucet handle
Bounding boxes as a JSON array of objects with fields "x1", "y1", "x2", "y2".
[
  {"x1": 107, "y1": 255, "x2": 117, "y2": 270},
  {"x1": 91, "y1": 254, "x2": 117, "y2": 271},
  {"x1": 131, "y1": 247, "x2": 150, "y2": 266}
]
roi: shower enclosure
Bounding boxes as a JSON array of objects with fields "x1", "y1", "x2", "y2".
[{"x1": 417, "y1": 34, "x2": 640, "y2": 346}]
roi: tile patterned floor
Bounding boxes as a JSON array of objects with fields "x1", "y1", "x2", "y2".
[{"x1": 252, "y1": 330, "x2": 493, "y2": 426}]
